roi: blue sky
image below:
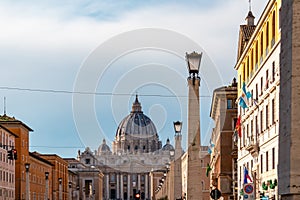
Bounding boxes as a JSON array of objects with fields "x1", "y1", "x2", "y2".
[{"x1": 0, "y1": 0, "x2": 268, "y2": 157}]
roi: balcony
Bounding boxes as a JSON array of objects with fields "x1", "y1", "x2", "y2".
[{"x1": 245, "y1": 137, "x2": 259, "y2": 157}]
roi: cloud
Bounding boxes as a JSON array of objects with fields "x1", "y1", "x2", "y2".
[{"x1": 0, "y1": 0, "x2": 268, "y2": 156}]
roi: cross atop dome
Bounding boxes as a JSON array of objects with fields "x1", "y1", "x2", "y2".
[{"x1": 131, "y1": 94, "x2": 142, "y2": 113}]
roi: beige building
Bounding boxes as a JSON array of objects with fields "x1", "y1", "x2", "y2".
[{"x1": 234, "y1": 0, "x2": 281, "y2": 199}]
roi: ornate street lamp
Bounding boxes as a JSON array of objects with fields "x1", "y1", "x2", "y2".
[
  {"x1": 173, "y1": 121, "x2": 182, "y2": 135},
  {"x1": 25, "y1": 163, "x2": 30, "y2": 200},
  {"x1": 185, "y1": 51, "x2": 203, "y2": 199},
  {"x1": 186, "y1": 51, "x2": 202, "y2": 76}
]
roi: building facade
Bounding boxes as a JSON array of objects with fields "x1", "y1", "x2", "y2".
[
  {"x1": 209, "y1": 79, "x2": 238, "y2": 200},
  {"x1": 279, "y1": 0, "x2": 300, "y2": 199},
  {"x1": 0, "y1": 124, "x2": 17, "y2": 200},
  {"x1": 39, "y1": 154, "x2": 69, "y2": 200},
  {"x1": 65, "y1": 158, "x2": 104, "y2": 200},
  {"x1": 78, "y1": 96, "x2": 174, "y2": 200},
  {"x1": 234, "y1": 0, "x2": 281, "y2": 199}
]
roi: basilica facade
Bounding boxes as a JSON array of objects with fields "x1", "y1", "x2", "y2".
[{"x1": 78, "y1": 95, "x2": 176, "y2": 200}]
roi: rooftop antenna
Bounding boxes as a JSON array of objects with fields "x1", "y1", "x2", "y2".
[{"x1": 3, "y1": 97, "x2": 6, "y2": 115}]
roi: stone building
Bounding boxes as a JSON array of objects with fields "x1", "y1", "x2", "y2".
[
  {"x1": 234, "y1": 0, "x2": 281, "y2": 199},
  {"x1": 209, "y1": 79, "x2": 238, "y2": 200},
  {"x1": 78, "y1": 95, "x2": 174, "y2": 200},
  {"x1": 65, "y1": 157, "x2": 104, "y2": 200},
  {"x1": 279, "y1": 0, "x2": 300, "y2": 199}
]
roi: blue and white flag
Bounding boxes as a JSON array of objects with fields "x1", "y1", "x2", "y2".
[
  {"x1": 209, "y1": 139, "x2": 215, "y2": 148},
  {"x1": 239, "y1": 82, "x2": 252, "y2": 109}
]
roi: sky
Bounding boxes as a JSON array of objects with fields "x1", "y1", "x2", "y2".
[{"x1": 0, "y1": 0, "x2": 268, "y2": 158}]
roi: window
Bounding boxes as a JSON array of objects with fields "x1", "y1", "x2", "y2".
[
  {"x1": 272, "y1": 61, "x2": 276, "y2": 82},
  {"x1": 260, "y1": 32, "x2": 264, "y2": 57},
  {"x1": 266, "y1": 70, "x2": 269, "y2": 89},
  {"x1": 272, "y1": 11, "x2": 276, "y2": 41},
  {"x1": 260, "y1": 77, "x2": 263, "y2": 95},
  {"x1": 243, "y1": 127, "x2": 246, "y2": 146},
  {"x1": 272, "y1": 99, "x2": 275, "y2": 124},
  {"x1": 227, "y1": 99, "x2": 233, "y2": 109},
  {"x1": 266, "y1": 151, "x2": 269, "y2": 172},
  {"x1": 255, "y1": 42, "x2": 258, "y2": 66},
  {"x1": 266, "y1": 105, "x2": 269, "y2": 128},
  {"x1": 272, "y1": 148, "x2": 275, "y2": 169},
  {"x1": 255, "y1": 84, "x2": 258, "y2": 100},
  {"x1": 255, "y1": 116, "x2": 258, "y2": 136},
  {"x1": 247, "y1": 57, "x2": 250, "y2": 78},
  {"x1": 85, "y1": 159, "x2": 90, "y2": 165},
  {"x1": 250, "y1": 120, "x2": 253, "y2": 138},
  {"x1": 261, "y1": 154, "x2": 263, "y2": 173},
  {"x1": 266, "y1": 22, "x2": 269, "y2": 49},
  {"x1": 246, "y1": 124, "x2": 249, "y2": 138},
  {"x1": 110, "y1": 174, "x2": 115, "y2": 182},
  {"x1": 260, "y1": 110, "x2": 263, "y2": 133}
]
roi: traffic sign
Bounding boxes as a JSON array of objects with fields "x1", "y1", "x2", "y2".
[
  {"x1": 210, "y1": 189, "x2": 221, "y2": 200},
  {"x1": 244, "y1": 183, "x2": 254, "y2": 194}
]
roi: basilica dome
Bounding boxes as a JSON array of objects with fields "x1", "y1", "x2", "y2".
[
  {"x1": 162, "y1": 138, "x2": 174, "y2": 151},
  {"x1": 115, "y1": 95, "x2": 158, "y2": 137},
  {"x1": 98, "y1": 139, "x2": 111, "y2": 154}
]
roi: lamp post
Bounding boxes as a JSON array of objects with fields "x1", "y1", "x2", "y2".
[
  {"x1": 25, "y1": 163, "x2": 30, "y2": 200},
  {"x1": 173, "y1": 121, "x2": 182, "y2": 161},
  {"x1": 58, "y1": 178, "x2": 62, "y2": 200},
  {"x1": 76, "y1": 186, "x2": 80, "y2": 200},
  {"x1": 45, "y1": 172, "x2": 49, "y2": 200},
  {"x1": 173, "y1": 121, "x2": 183, "y2": 200},
  {"x1": 69, "y1": 182, "x2": 72, "y2": 200},
  {"x1": 186, "y1": 51, "x2": 202, "y2": 200}
]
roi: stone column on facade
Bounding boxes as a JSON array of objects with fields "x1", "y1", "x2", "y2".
[
  {"x1": 138, "y1": 174, "x2": 141, "y2": 192},
  {"x1": 127, "y1": 174, "x2": 131, "y2": 200},
  {"x1": 120, "y1": 174, "x2": 124, "y2": 200},
  {"x1": 145, "y1": 174, "x2": 148, "y2": 200},
  {"x1": 106, "y1": 174, "x2": 110, "y2": 200},
  {"x1": 117, "y1": 174, "x2": 120, "y2": 199}
]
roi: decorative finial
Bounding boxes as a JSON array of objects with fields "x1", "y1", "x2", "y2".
[
  {"x1": 132, "y1": 94, "x2": 142, "y2": 112},
  {"x1": 249, "y1": 0, "x2": 252, "y2": 12}
]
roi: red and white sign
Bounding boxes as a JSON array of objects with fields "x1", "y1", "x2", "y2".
[{"x1": 243, "y1": 183, "x2": 254, "y2": 200}]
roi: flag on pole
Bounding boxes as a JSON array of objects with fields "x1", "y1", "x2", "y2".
[
  {"x1": 208, "y1": 147, "x2": 212, "y2": 155},
  {"x1": 243, "y1": 166, "x2": 253, "y2": 184},
  {"x1": 209, "y1": 139, "x2": 215, "y2": 148},
  {"x1": 239, "y1": 82, "x2": 252, "y2": 108},
  {"x1": 235, "y1": 116, "x2": 242, "y2": 137},
  {"x1": 206, "y1": 163, "x2": 212, "y2": 177}
]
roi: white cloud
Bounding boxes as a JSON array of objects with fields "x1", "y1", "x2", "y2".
[{"x1": 0, "y1": 0, "x2": 268, "y2": 155}]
